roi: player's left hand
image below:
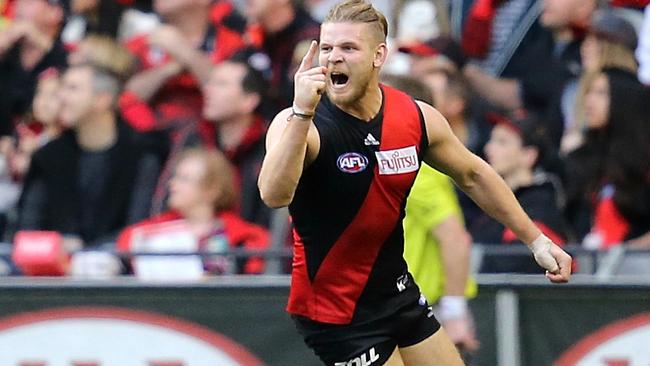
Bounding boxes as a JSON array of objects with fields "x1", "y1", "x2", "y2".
[{"x1": 530, "y1": 234, "x2": 572, "y2": 283}]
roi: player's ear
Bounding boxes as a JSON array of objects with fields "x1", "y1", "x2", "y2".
[{"x1": 373, "y1": 43, "x2": 387, "y2": 68}]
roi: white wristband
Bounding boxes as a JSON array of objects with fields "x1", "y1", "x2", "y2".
[
  {"x1": 529, "y1": 233, "x2": 551, "y2": 255},
  {"x1": 438, "y1": 296, "x2": 468, "y2": 321},
  {"x1": 529, "y1": 234, "x2": 559, "y2": 272}
]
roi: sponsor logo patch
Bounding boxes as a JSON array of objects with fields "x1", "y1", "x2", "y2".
[
  {"x1": 364, "y1": 133, "x2": 380, "y2": 146},
  {"x1": 375, "y1": 146, "x2": 419, "y2": 175},
  {"x1": 335, "y1": 347, "x2": 380, "y2": 366},
  {"x1": 337, "y1": 152, "x2": 369, "y2": 173}
]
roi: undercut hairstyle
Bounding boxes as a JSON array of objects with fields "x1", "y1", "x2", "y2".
[{"x1": 324, "y1": 0, "x2": 388, "y2": 43}]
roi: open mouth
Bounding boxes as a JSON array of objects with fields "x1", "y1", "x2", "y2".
[{"x1": 330, "y1": 72, "x2": 349, "y2": 89}]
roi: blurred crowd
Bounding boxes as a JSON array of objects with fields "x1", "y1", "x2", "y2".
[{"x1": 0, "y1": 0, "x2": 648, "y2": 278}]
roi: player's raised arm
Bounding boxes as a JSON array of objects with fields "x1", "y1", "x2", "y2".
[
  {"x1": 418, "y1": 101, "x2": 572, "y2": 283},
  {"x1": 258, "y1": 40, "x2": 326, "y2": 208}
]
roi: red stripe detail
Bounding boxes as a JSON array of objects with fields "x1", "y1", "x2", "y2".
[{"x1": 287, "y1": 86, "x2": 423, "y2": 323}]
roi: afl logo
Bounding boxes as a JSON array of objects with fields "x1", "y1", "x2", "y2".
[{"x1": 337, "y1": 152, "x2": 369, "y2": 173}]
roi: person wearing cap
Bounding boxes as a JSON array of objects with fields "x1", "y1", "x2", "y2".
[
  {"x1": 0, "y1": 0, "x2": 67, "y2": 137},
  {"x1": 471, "y1": 111, "x2": 568, "y2": 273}
]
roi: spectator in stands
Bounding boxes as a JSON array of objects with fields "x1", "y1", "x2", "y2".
[
  {"x1": 463, "y1": 0, "x2": 596, "y2": 146},
  {"x1": 0, "y1": 0, "x2": 67, "y2": 137},
  {"x1": 123, "y1": 0, "x2": 246, "y2": 214},
  {"x1": 564, "y1": 68, "x2": 650, "y2": 248},
  {"x1": 203, "y1": 58, "x2": 271, "y2": 228},
  {"x1": 117, "y1": 147, "x2": 270, "y2": 275},
  {"x1": 243, "y1": 0, "x2": 320, "y2": 114},
  {"x1": 17, "y1": 62, "x2": 161, "y2": 247},
  {"x1": 124, "y1": 0, "x2": 245, "y2": 133},
  {"x1": 472, "y1": 111, "x2": 568, "y2": 273},
  {"x1": 381, "y1": 74, "x2": 479, "y2": 359},
  {"x1": 5, "y1": 67, "x2": 62, "y2": 180},
  {"x1": 562, "y1": 11, "x2": 639, "y2": 154}
]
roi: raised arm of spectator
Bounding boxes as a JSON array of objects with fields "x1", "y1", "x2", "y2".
[
  {"x1": 463, "y1": 64, "x2": 522, "y2": 111},
  {"x1": 124, "y1": 61, "x2": 182, "y2": 102},
  {"x1": 149, "y1": 25, "x2": 214, "y2": 85},
  {"x1": 419, "y1": 101, "x2": 571, "y2": 283},
  {"x1": 0, "y1": 21, "x2": 53, "y2": 58}
]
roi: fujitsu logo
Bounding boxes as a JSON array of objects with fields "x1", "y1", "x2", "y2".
[
  {"x1": 374, "y1": 146, "x2": 419, "y2": 175},
  {"x1": 334, "y1": 347, "x2": 380, "y2": 366}
]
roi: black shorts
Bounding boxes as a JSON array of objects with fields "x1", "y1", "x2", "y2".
[{"x1": 292, "y1": 294, "x2": 441, "y2": 366}]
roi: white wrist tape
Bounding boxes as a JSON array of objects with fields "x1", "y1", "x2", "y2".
[
  {"x1": 438, "y1": 296, "x2": 468, "y2": 321},
  {"x1": 529, "y1": 234, "x2": 559, "y2": 272}
]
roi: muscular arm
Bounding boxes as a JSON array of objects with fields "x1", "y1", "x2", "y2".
[
  {"x1": 258, "y1": 40, "x2": 325, "y2": 208},
  {"x1": 419, "y1": 101, "x2": 571, "y2": 282},
  {"x1": 124, "y1": 62, "x2": 182, "y2": 102},
  {"x1": 257, "y1": 108, "x2": 319, "y2": 208},
  {"x1": 433, "y1": 214, "x2": 471, "y2": 296}
]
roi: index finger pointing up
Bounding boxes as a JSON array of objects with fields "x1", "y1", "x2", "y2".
[{"x1": 298, "y1": 40, "x2": 318, "y2": 73}]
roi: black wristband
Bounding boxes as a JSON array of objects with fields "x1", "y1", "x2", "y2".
[{"x1": 288, "y1": 108, "x2": 314, "y2": 121}]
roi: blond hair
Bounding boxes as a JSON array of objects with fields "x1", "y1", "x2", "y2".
[
  {"x1": 573, "y1": 39, "x2": 638, "y2": 130},
  {"x1": 324, "y1": 0, "x2": 388, "y2": 43},
  {"x1": 177, "y1": 148, "x2": 237, "y2": 212}
]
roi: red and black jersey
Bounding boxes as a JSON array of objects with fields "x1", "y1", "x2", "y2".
[{"x1": 287, "y1": 85, "x2": 429, "y2": 325}]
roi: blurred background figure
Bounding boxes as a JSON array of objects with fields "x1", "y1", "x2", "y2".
[
  {"x1": 243, "y1": 0, "x2": 319, "y2": 115},
  {"x1": 0, "y1": 0, "x2": 67, "y2": 137},
  {"x1": 17, "y1": 61, "x2": 160, "y2": 249},
  {"x1": 5, "y1": 68, "x2": 62, "y2": 183},
  {"x1": 202, "y1": 57, "x2": 271, "y2": 228},
  {"x1": 563, "y1": 67, "x2": 650, "y2": 248},
  {"x1": 381, "y1": 74, "x2": 479, "y2": 360},
  {"x1": 562, "y1": 10, "x2": 639, "y2": 154},
  {"x1": 472, "y1": 110, "x2": 568, "y2": 273},
  {"x1": 463, "y1": 0, "x2": 596, "y2": 148},
  {"x1": 124, "y1": 0, "x2": 246, "y2": 215},
  {"x1": 117, "y1": 147, "x2": 270, "y2": 276}
]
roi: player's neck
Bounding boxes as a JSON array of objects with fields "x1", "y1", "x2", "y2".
[{"x1": 336, "y1": 84, "x2": 382, "y2": 122}]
